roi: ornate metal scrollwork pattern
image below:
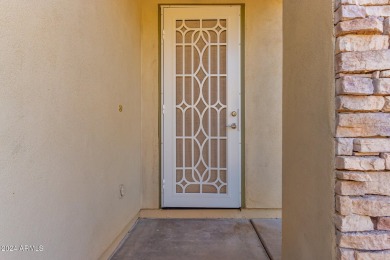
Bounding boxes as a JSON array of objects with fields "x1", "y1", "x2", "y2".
[{"x1": 175, "y1": 19, "x2": 228, "y2": 194}]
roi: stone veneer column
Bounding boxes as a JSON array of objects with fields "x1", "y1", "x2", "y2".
[{"x1": 335, "y1": 0, "x2": 390, "y2": 259}]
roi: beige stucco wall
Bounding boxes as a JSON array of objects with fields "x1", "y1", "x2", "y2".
[
  {"x1": 283, "y1": 0, "x2": 335, "y2": 259},
  {"x1": 0, "y1": 1, "x2": 142, "y2": 259},
  {"x1": 141, "y1": 0, "x2": 282, "y2": 210}
]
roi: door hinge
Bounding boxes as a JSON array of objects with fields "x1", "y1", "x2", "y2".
[{"x1": 162, "y1": 105, "x2": 166, "y2": 114}]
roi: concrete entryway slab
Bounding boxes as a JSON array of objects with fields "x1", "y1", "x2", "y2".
[
  {"x1": 251, "y1": 219, "x2": 282, "y2": 260},
  {"x1": 111, "y1": 219, "x2": 270, "y2": 260}
]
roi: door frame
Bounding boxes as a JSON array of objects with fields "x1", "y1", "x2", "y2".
[{"x1": 158, "y1": 4, "x2": 246, "y2": 208}]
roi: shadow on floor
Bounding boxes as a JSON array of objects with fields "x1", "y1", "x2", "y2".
[{"x1": 111, "y1": 218, "x2": 281, "y2": 260}]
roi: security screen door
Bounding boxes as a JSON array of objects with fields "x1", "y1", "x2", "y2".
[{"x1": 161, "y1": 5, "x2": 241, "y2": 208}]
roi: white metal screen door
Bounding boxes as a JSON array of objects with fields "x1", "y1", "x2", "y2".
[{"x1": 161, "y1": 5, "x2": 241, "y2": 208}]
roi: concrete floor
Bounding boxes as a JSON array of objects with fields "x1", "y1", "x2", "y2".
[{"x1": 111, "y1": 219, "x2": 281, "y2": 260}]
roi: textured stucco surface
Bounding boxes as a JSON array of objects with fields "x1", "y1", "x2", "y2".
[
  {"x1": 0, "y1": 1, "x2": 142, "y2": 259},
  {"x1": 283, "y1": 0, "x2": 336, "y2": 259},
  {"x1": 141, "y1": 0, "x2": 282, "y2": 210}
]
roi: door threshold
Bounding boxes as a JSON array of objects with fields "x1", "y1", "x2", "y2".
[
  {"x1": 161, "y1": 207, "x2": 241, "y2": 210},
  {"x1": 139, "y1": 208, "x2": 281, "y2": 219}
]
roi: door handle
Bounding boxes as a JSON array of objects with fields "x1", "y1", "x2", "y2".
[
  {"x1": 226, "y1": 123, "x2": 237, "y2": 129},
  {"x1": 226, "y1": 109, "x2": 239, "y2": 130}
]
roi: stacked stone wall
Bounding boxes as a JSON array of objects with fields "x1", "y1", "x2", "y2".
[{"x1": 335, "y1": 1, "x2": 390, "y2": 259}]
